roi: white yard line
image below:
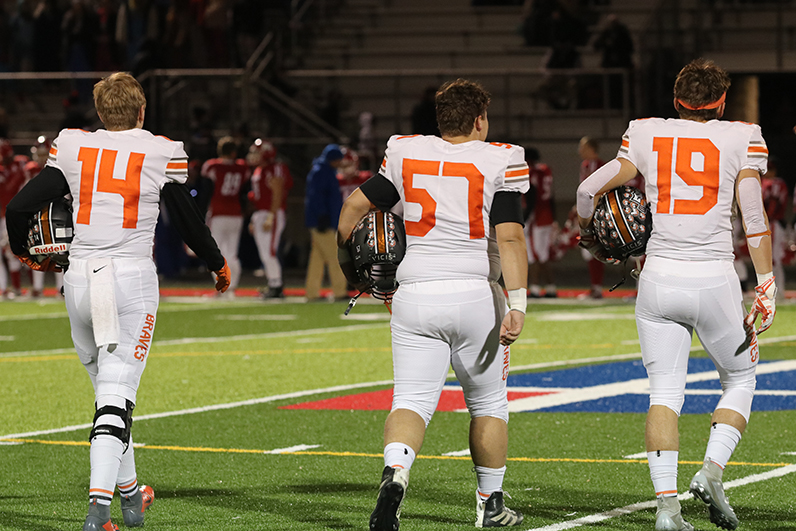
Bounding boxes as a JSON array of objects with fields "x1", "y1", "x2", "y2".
[
  {"x1": 0, "y1": 323, "x2": 389, "y2": 359},
  {"x1": 524, "y1": 464, "x2": 796, "y2": 531},
  {"x1": 264, "y1": 444, "x2": 322, "y2": 454}
]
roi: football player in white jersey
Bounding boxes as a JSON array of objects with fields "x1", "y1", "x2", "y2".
[
  {"x1": 6, "y1": 73, "x2": 231, "y2": 531},
  {"x1": 338, "y1": 79, "x2": 529, "y2": 529},
  {"x1": 577, "y1": 59, "x2": 774, "y2": 531}
]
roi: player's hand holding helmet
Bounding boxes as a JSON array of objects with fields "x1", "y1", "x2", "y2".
[
  {"x1": 745, "y1": 275, "x2": 776, "y2": 335},
  {"x1": 586, "y1": 185, "x2": 651, "y2": 264},
  {"x1": 214, "y1": 259, "x2": 231, "y2": 293},
  {"x1": 23, "y1": 197, "x2": 73, "y2": 272},
  {"x1": 340, "y1": 210, "x2": 406, "y2": 300},
  {"x1": 578, "y1": 226, "x2": 619, "y2": 265}
]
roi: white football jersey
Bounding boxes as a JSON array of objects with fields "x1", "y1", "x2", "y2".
[
  {"x1": 46, "y1": 128, "x2": 189, "y2": 260},
  {"x1": 380, "y1": 135, "x2": 529, "y2": 283},
  {"x1": 617, "y1": 118, "x2": 767, "y2": 261}
]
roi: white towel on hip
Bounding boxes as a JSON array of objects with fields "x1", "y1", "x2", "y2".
[{"x1": 88, "y1": 257, "x2": 120, "y2": 349}]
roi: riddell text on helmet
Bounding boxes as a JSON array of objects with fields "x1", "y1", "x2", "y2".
[{"x1": 30, "y1": 243, "x2": 70, "y2": 255}]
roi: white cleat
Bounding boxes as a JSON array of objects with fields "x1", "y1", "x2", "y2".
[
  {"x1": 690, "y1": 461, "x2": 739, "y2": 530},
  {"x1": 655, "y1": 496, "x2": 694, "y2": 531}
]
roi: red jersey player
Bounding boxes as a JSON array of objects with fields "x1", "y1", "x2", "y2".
[
  {"x1": 762, "y1": 158, "x2": 789, "y2": 297},
  {"x1": 337, "y1": 147, "x2": 372, "y2": 200},
  {"x1": 202, "y1": 137, "x2": 250, "y2": 296},
  {"x1": 0, "y1": 139, "x2": 27, "y2": 297},
  {"x1": 524, "y1": 147, "x2": 556, "y2": 297},
  {"x1": 246, "y1": 138, "x2": 293, "y2": 298}
]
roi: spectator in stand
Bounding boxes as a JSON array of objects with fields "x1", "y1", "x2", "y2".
[
  {"x1": 32, "y1": 0, "x2": 62, "y2": 72},
  {"x1": 304, "y1": 143, "x2": 347, "y2": 301},
  {"x1": 593, "y1": 14, "x2": 635, "y2": 109},
  {"x1": 247, "y1": 138, "x2": 293, "y2": 299},
  {"x1": 202, "y1": 136, "x2": 250, "y2": 297},
  {"x1": 762, "y1": 157, "x2": 789, "y2": 299},
  {"x1": 337, "y1": 147, "x2": 372, "y2": 200},
  {"x1": 524, "y1": 147, "x2": 557, "y2": 298},
  {"x1": 202, "y1": 0, "x2": 231, "y2": 68},
  {"x1": 10, "y1": 0, "x2": 35, "y2": 72},
  {"x1": 411, "y1": 86, "x2": 440, "y2": 137},
  {"x1": 61, "y1": 0, "x2": 98, "y2": 77},
  {"x1": 94, "y1": 0, "x2": 120, "y2": 71},
  {"x1": 577, "y1": 136, "x2": 605, "y2": 299}
]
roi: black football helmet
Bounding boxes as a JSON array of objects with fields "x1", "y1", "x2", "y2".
[
  {"x1": 350, "y1": 210, "x2": 406, "y2": 301},
  {"x1": 593, "y1": 185, "x2": 651, "y2": 261},
  {"x1": 27, "y1": 197, "x2": 74, "y2": 268}
]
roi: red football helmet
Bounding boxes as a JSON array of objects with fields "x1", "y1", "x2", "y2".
[
  {"x1": 246, "y1": 138, "x2": 276, "y2": 167},
  {"x1": 339, "y1": 146, "x2": 360, "y2": 177}
]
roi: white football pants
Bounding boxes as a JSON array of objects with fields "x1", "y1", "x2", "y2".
[
  {"x1": 390, "y1": 279, "x2": 511, "y2": 425},
  {"x1": 251, "y1": 209, "x2": 286, "y2": 288},
  {"x1": 209, "y1": 215, "x2": 243, "y2": 290},
  {"x1": 636, "y1": 257, "x2": 757, "y2": 420}
]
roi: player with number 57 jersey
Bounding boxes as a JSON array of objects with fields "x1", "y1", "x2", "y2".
[{"x1": 379, "y1": 134, "x2": 529, "y2": 284}]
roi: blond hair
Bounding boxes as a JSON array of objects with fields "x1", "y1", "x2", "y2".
[{"x1": 93, "y1": 72, "x2": 146, "y2": 130}]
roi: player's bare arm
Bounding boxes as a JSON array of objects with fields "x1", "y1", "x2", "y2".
[
  {"x1": 737, "y1": 168, "x2": 777, "y2": 334},
  {"x1": 496, "y1": 220, "x2": 527, "y2": 346},
  {"x1": 575, "y1": 157, "x2": 639, "y2": 264}
]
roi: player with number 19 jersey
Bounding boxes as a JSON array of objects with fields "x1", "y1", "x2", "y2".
[
  {"x1": 380, "y1": 135, "x2": 529, "y2": 284},
  {"x1": 46, "y1": 128, "x2": 189, "y2": 259},
  {"x1": 617, "y1": 118, "x2": 767, "y2": 260}
]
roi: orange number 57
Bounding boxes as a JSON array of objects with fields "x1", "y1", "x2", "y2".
[
  {"x1": 653, "y1": 137, "x2": 720, "y2": 215},
  {"x1": 77, "y1": 147, "x2": 144, "y2": 228},
  {"x1": 402, "y1": 158, "x2": 485, "y2": 239}
]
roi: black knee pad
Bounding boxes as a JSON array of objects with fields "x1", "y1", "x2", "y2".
[{"x1": 89, "y1": 400, "x2": 135, "y2": 450}]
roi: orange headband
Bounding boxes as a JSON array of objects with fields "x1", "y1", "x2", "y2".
[{"x1": 677, "y1": 92, "x2": 726, "y2": 111}]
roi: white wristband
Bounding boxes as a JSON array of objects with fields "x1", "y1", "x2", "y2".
[
  {"x1": 507, "y1": 288, "x2": 527, "y2": 314},
  {"x1": 756, "y1": 271, "x2": 774, "y2": 285}
]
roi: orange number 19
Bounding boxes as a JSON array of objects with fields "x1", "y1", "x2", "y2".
[
  {"x1": 77, "y1": 147, "x2": 144, "y2": 228},
  {"x1": 653, "y1": 137, "x2": 720, "y2": 216}
]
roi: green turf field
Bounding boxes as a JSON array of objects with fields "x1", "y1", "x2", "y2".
[{"x1": 1, "y1": 296, "x2": 795, "y2": 530}]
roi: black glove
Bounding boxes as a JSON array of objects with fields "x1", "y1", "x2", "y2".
[
  {"x1": 337, "y1": 246, "x2": 370, "y2": 293},
  {"x1": 578, "y1": 227, "x2": 620, "y2": 265},
  {"x1": 316, "y1": 214, "x2": 330, "y2": 232}
]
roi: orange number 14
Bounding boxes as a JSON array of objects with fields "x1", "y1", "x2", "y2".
[{"x1": 77, "y1": 147, "x2": 144, "y2": 228}]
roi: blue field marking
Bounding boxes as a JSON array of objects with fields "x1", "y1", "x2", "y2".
[{"x1": 446, "y1": 358, "x2": 796, "y2": 414}]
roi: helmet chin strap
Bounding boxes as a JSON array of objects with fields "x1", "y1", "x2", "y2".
[
  {"x1": 344, "y1": 291, "x2": 364, "y2": 316},
  {"x1": 609, "y1": 257, "x2": 642, "y2": 292}
]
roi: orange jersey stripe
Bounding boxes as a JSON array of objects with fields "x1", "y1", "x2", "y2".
[
  {"x1": 505, "y1": 169, "x2": 529, "y2": 178},
  {"x1": 621, "y1": 139, "x2": 629, "y2": 148},
  {"x1": 49, "y1": 147, "x2": 58, "y2": 156},
  {"x1": 748, "y1": 146, "x2": 768, "y2": 154},
  {"x1": 396, "y1": 134, "x2": 420, "y2": 140},
  {"x1": 167, "y1": 162, "x2": 188, "y2": 170}
]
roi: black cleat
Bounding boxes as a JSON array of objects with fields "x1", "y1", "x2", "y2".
[{"x1": 370, "y1": 466, "x2": 409, "y2": 531}]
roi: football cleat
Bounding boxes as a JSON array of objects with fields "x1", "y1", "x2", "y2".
[
  {"x1": 83, "y1": 501, "x2": 119, "y2": 531},
  {"x1": 370, "y1": 466, "x2": 409, "y2": 531},
  {"x1": 655, "y1": 497, "x2": 693, "y2": 531},
  {"x1": 690, "y1": 461, "x2": 739, "y2": 530},
  {"x1": 121, "y1": 485, "x2": 154, "y2": 527},
  {"x1": 475, "y1": 491, "x2": 524, "y2": 528}
]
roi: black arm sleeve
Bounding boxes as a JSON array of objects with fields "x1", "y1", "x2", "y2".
[
  {"x1": 490, "y1": 191, "x2": 525, "y2": 227},
  {"x1": 359, "y1": 173, "x2": 400, "y2": 211},
  {"x1": 161, "y1": 183, "x2": 226, "y2": 271},
  {"x1": 6, "y1": 166, "x2": 71, "y2": 256}
]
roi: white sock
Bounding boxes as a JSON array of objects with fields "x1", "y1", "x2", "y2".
[
  {"x1": 648, "y1": 450, "x2": 678, "y2": 498},
  {"x1": 90, "y1": 435, "x2": 124, "y2": 505},
  {"x1": 117, "y1": 434, "x2": 138, "y2": 498},
  {"x1": 704, "y1": 423, "x2": 742, "y2": 473},
  {"x1": 475, "y1": 466, "x2": 506, "y2": 501},
  {"x1": 383, "y1": 442, "x2": 416, "y2": 470}
]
